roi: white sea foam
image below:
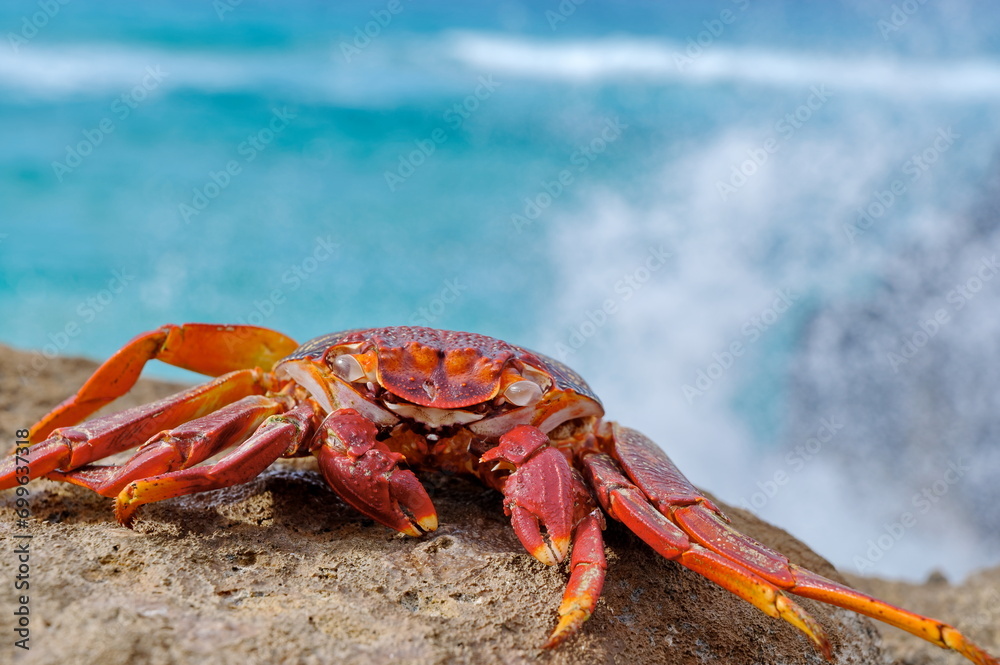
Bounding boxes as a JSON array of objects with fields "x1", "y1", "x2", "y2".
[
  {"x1": 537, "y1": 103, "x2": 1000, "y2": 582},
  {"x1": 8, "y1": 33, "x2": 1000, "y2": 103},
  {"x1": 0, "y1": 45, "x2": 249, "y2": 96},
  {"x1": 445, "y1": 31, "x2": 1000, "y2": 100},
  {"x1": 0, "y1": 43, "x2": 398, "y2": 103}
]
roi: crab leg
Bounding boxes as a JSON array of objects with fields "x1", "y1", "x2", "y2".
[
  {"x1": 481, "y1": 425, "x2": 608, "y2": 648},
  {"x1": 605, "y1": 423, "x2": 998, "y2": 665},
  {"x1": 313, "y1": 408, "x2": 438, "y2": 537},
  {"x1": 543, "y1": 509, "x2": 607, "y2": 649},
  {"x1": 30, "y1": 323, "x2": 298, "y2": 441},
  {"x1": 115, "y1": 403, "x2": 316, "y2": 527},
  {"x1": 583, "y1": 451, "x2": 833, "y2": 658},
  {"x1": 49, "y1": 395, "x2": 291, "y2": 497},
  {"x1": 0, "y1": 370, "x2": 267, "y2": 491},
  {"x1": 674, "y1": 502, "x2": 998, "y2": 664}
]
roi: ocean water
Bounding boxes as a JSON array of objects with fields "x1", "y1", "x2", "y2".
[{"x1": 2, "y1": 1, "x2": 999, "y2": 582}]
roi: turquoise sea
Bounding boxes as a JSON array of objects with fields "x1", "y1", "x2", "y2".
[{"x1": 2, "y1": 1, "x2": 999, "y2": 580}]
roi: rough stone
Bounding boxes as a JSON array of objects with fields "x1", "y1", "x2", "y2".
[{"x1": 1, "y1": 344, "x2": 995, "y2": 665}]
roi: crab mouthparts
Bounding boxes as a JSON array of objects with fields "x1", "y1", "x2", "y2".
[{"x1": 382, "y1": 401, "x2": 485, "y2": 429}]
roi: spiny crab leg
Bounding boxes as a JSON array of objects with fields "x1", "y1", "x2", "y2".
[
  {"x1": 115, "y1": 403, "x2": 316, "y2": 527},
  {"x1": 49, "y1": 394, "x2": 292, "y2": 497},
  {"x1": 543, "y1": 509, "x2": 607, "y2": 649},
  {"x1": 603, "y1": 423, "x2": 998, "y2": 665},
  {"x1": 0, "y1": 369, "x2": 268, "y2": 491},
  {"x1": 312, "y1": 408, "x2": 438, "y2": 537},
  {"x1": 481, "y1": 425, "x2": 608, "y2": 648},
  {"x1": 583, "y1": 452, "x2": 833, "y2": 658},
  {"x1": 675, "y1": 502, "x2": 998, "y2": 665},
  {"x1": 30, "y1": 323, "x2": 298, "y2": 442}
]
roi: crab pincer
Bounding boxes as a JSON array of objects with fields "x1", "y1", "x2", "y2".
[
  {"x1": 481, "y1": 425, "x2": 577, "y2": 565},
  {"x1": 482, "y1": 425, "x2": 608, "y2": 646},
  {"x1": 314, "y1": 408, "x2": 438, "y2": 537}
]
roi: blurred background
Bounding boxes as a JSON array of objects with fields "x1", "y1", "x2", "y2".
[{"x1": 1, "y1": 0, "x2": 998, "y2": 583}]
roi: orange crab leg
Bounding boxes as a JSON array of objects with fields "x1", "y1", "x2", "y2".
[
  {"x1": 673, "y1": 501, "x2": 999, "y2": 665},
  {"x1": 115, "y1": 403, "x2": 316, "y2": 527},
  {"x1": 543, "y1": 509, "x2": 607, "y2": 649},
  {"x1": 583, "y1": 451, "x2": 833, "y2": 658},
  {"x1": 0, "y1": 370, "x2": 267, "y2": 491},
  {"x1": 30, "y1": 323, "x2": 298, "y2": 441},
  {"x1": 606, "y1": 424, "x2": 998, "y2": 665},
  {"x1": 313, "y1": 409, "x2": 438, "y2": 537},
  {"x1": 49, "y1": 394, "x2": 291, "y2": 497}
]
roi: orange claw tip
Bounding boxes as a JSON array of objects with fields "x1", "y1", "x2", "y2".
[
  {"x1": 398, "y1": 524, "x2": 423, "y2": 538},
  {"x1": 113, "y1": 500, "x2": 138, "y2": 529},
  {"x1": 415, "y1": 511, "x2": 438, "y2": 533},
  {"x1": 528, "y1": 534, "x2": 570, "y2": 566},
  {"x1": 511, "y1": 505, "x2": 569, "y2": 565},
  {"x1": 530, "y1": 543, "x2": 559, "y2": 566},
  {"x1": 551, "y1": 534, "x2": 571, "y2": 563},
  {"x1": 543, "y1": 608, "x2": 590, "y2": 649},
  {"x1": 113, "y1": 482, "x2": 146, "y2": 529},
  {"x1": 365, "y1": 506, "x2": 434, "y2": 538},
  {"x1": 370, "y1": 507, "x2": 438, "y2": 538},
  {"x1": 398, "y1": 509, "x2": 438, "y2": 537},
  {"x1": 387, "y1": 467, "x2": 438, "y2": 535},
  {"x1": 774, "y1": 595, "x2": 833, "y2": 661},
  {"x1": 944, "y1": 629, "x2": 1000, "y2": 665}
]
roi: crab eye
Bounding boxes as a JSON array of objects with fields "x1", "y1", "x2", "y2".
[
  {"x1": 503, "y1": 380, "x2": 543, "y2": 407},
  {"x1": 332, "y1": 354, "x2": 365, "y2": 382}
]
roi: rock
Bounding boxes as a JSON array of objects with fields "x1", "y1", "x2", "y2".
[{"x1": 0, "y1": 343, "x2": 991, "y2": 664}]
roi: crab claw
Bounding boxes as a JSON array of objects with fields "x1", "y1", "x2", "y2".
[
  {"x1": 482, "y1": 425, "x2": 574, "y2": 565},
  {"x1": 314, "y1": 409, "x2": 437, "y2": 537}
]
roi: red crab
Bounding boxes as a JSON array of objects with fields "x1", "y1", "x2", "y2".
[{"x1": 1, "y1": 324, "x2": 996, "y2": 664}]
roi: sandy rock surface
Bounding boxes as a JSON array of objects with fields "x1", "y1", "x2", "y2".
[
  {"x1": 0, "y1": 343, "x2": 996, "y2": 665},
  {"x1": 845, "y1": 570, "x2": 1000, "y2": 665}
]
